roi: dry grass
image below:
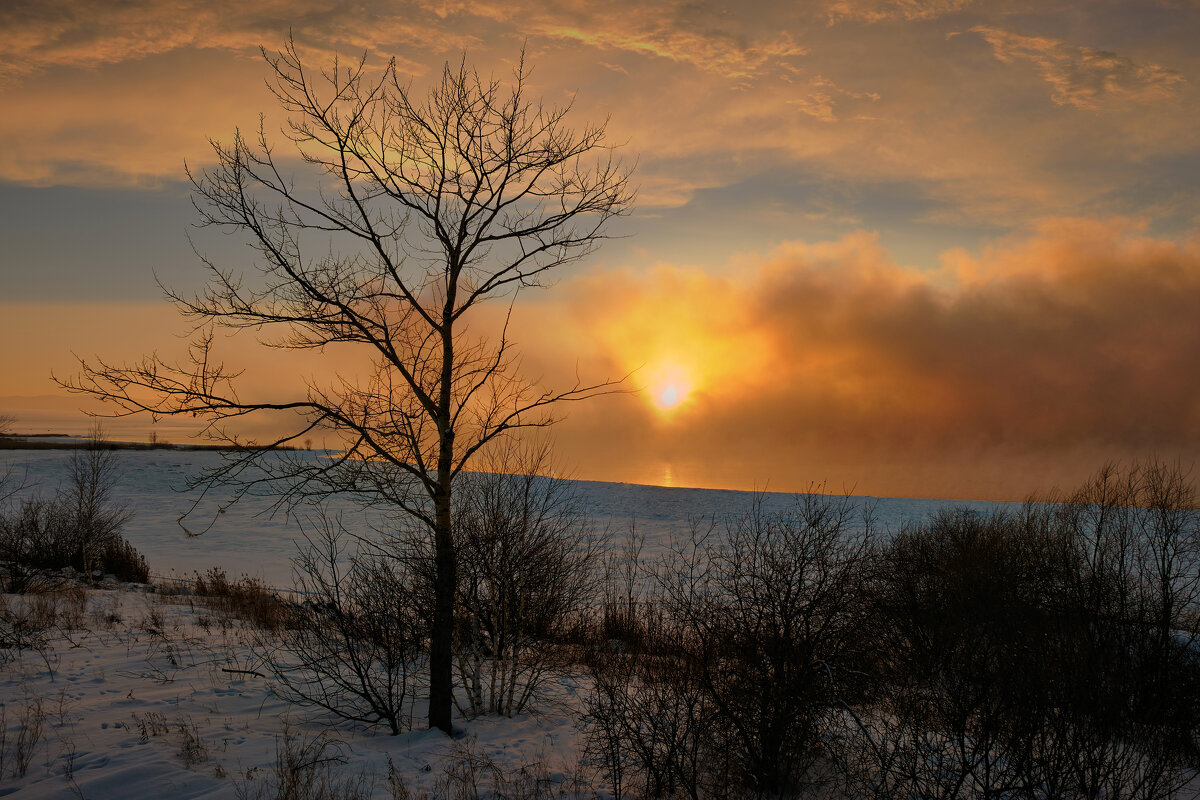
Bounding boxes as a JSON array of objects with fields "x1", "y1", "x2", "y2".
[
  {"x1": 233, "y1": 723, "x2": 374, "y2": 800},
  {"x1": 192, "y1": 568, "x2": 291, "y2": 632},
  {"x1": 0, "y1": 585, "x2": 89, "y2": 660},
  {"x1": 0, "y1": 693, "x2": 46, "y2": 779},
  {"x1": 175, "y1": 715, "x2": 209, "y2": 768}
]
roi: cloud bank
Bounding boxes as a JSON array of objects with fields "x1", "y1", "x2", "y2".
[{"x1": 541, "y1": 219, "x2": 1200, "y2": 498}]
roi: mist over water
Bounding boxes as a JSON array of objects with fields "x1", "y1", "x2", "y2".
[{"x1": 2, "y1": 449, "x2": 1016, "y2": 588}]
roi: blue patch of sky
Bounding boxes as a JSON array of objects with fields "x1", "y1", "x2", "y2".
[
  {"x1": 611, "y1": 167, "x2": 1002, "y2": 273},
  {"x1": 1092, "y1": 152, "x2": 1200, "y2": 240},
  {"x1": 0, "y1": 181, "x2": 212, "y2": 302}
]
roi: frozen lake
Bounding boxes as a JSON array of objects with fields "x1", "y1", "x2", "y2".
[{"x1": 1, "y1": 449, "x2": 1016, "y2": 588}]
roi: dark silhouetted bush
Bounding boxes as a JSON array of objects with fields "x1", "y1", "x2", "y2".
[
  {"x1": 588, "y1": 491, "x2": 876, "y2": 798},
  {"x1": 845, "y1": 461, "x2": 1200, "y2": 800},
  {"x1": 0, "y1": 428, "x2": 145, "y2": 589}
]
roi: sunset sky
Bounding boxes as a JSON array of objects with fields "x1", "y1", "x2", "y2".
[{"x1": 3, "y1": 0, "x2": 1200, "y2": 500}]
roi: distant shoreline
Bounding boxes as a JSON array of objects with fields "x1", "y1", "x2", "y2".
[{"x1": 0, "y1": 434, "x2": 291, "y2": 453}]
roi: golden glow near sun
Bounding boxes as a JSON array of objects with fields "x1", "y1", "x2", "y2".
[{"x1": 579, "y1": 266, "x2": 779, "y2": 420}]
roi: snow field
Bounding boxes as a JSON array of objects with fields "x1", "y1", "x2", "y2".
[{"x1": 0, "y1": 586, "x2": 598, "y2": 799}]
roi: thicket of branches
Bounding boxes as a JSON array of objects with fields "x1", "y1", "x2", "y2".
[
  {"x1": 586, "y1": 492, "x2": 876, "y2": 798},
  {"x1": 261, "y1": 458, "x2": 1200, "y2": 795},
  {"x1": 581, "y1": 461, "x2": 1200, "y2": 799},
  {"x1": 843, "y1": 487, "x2": 1200, "y2": 800}
]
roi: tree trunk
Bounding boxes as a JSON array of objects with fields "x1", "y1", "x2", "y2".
[
  {"x1": 430, "y1": 482, "x2": 455, "y2": 733},
  {"x1": 429, "y1": 302, "x2": 457, "y2": 734}
]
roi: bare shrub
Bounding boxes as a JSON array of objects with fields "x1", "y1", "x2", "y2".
[
  {"x1": 262, "y1": 514, "x2": 422, "y2": 735},
  {"x1": 131, "y1": 711, "x2": 170, "y2": 741},
  {"x1": 585, "y1": 642, "x2": 717, "y2": 800},
  {"x1": 450, "y1": 439, "x2": 603, "y2": 717},
  {"x1": 0, "y1": 586, "x2": 88, "y2": 655},
  {"x1": 666, "y1": 493, "x2": 875, "y2": 795},
  {"x1": 586, "y1": 492, "x2": 875, "y2": 798},
  {"x1": 139, "y1": 603, "x2": 166, "y2": 636},
  {"x1": 0, "y1": 589, "x2": 85, "y2": 660},
  {"x1": 49, "y1": 585, "x2": 88, "y2": 631},
  {"x1": 99, "y1": 537, "x2": 149, "y2": 584},
  {"x1": 0, "y1": 496, "x2": 77, "y2": 593},
  {"x1": 597, "y1": 524, "x2": 650, "y2": 651},
  {"x1": 176, "y1": 716, "x2": 209, "y2": 768},
  {"x1": 0, "y1": 425, "x2": 146, "y2": 589},
  {"x1": 5, "y1": 693, "x2": 46, "y2": 779}
]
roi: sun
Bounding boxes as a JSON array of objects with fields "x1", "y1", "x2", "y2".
[
  {"x1": 650, "y1": 367, "x2": 692, "y2": 413},
  {"x1": 658, "y1": 384, "x2": 682, "y2": 409}
]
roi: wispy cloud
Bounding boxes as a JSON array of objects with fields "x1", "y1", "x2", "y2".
[
  {"x1": 827, "y1": 0, "x2": 975, "y2": 24},
  {"x1": 973, "y1": 25, "x2": 1185, "y2": 109},
  {"x1": 0, "y1": 0, "x2": 473, "y2": 80},
  {"x1": 538, "y1": 23, "x2": 806, "y2": 81},
  {"x1": 1, "y1": 1, "x2": 1197, "y2": 249}
]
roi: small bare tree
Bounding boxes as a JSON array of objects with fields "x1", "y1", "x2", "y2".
[
  {"x1": 67, "y1": 424, "x2": 133, "y2": 578},
  {"x1": 60, "y1": 39, "x2": 633, "y2": 732},
  {"x1": 264, "y1": 513, "x2": 422, "y2": 735}
]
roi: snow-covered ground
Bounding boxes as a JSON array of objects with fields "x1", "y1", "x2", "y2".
[
  {"x1": 0, "y1": 448, "x2": 1017, "y2": 798},
  {"x1": 0, "y1": 587, "x2": 590, "y2": 799}
]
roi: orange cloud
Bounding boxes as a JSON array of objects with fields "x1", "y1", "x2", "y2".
[
  {"x1": 535, "y1": 219, "x2": 1200, "y2": 498},
  {"x1": 3, "y1": 0, "x2": 1198, "y2": 233},
  {"x1": 0, "y1": 0, "x2": 471, "y2": 80}
]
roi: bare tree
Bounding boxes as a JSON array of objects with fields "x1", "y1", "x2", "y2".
[
  {"x1": 0, "y1": 415, "x2": 14, "y2": 437},
  {"x1": 59, "y1": 39, "x2": 633, "y2": 732}
]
